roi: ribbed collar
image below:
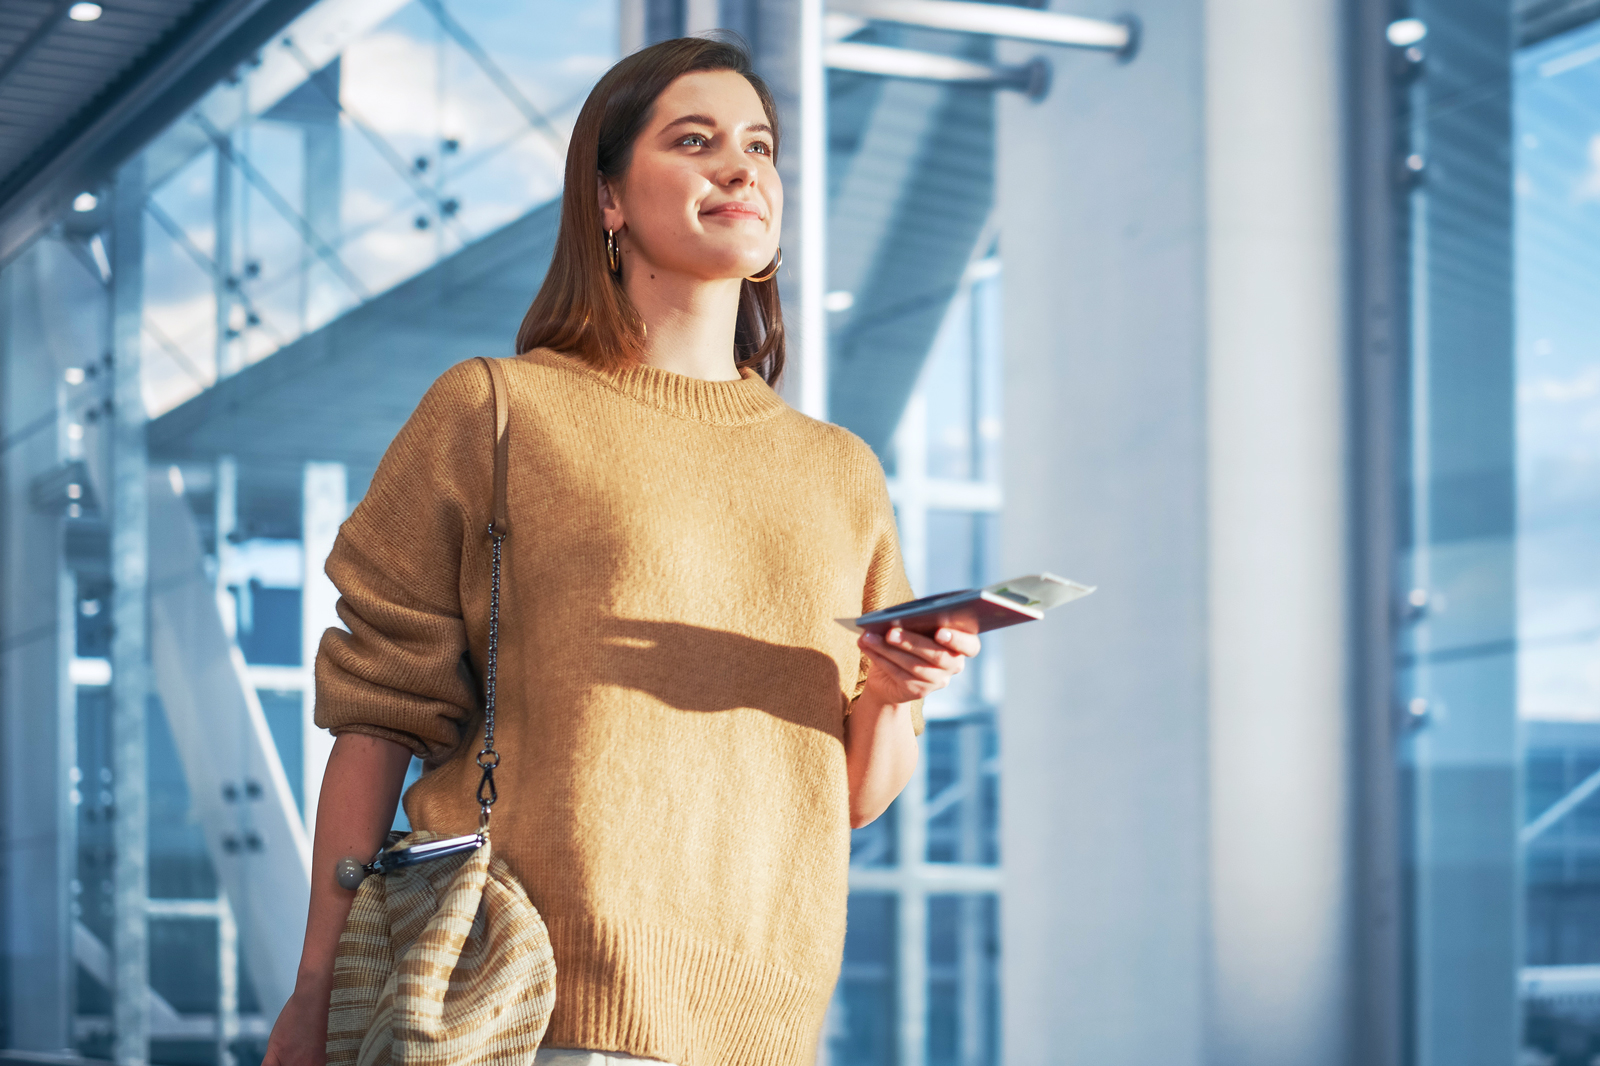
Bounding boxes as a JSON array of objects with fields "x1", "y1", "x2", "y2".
[{"x1": 524, "y1": 348, "x2": 788, "y2": 426}]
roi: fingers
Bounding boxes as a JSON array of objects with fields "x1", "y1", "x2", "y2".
[
  {"x1": 879, "y1": 627, "x2": 969, "y2": 671},
  {"x1": 934, "y1": 627, "x2": 981, "y2": 658},
  {"x1": 860, "y1": 631, "x2": 959, "y2": 683}
]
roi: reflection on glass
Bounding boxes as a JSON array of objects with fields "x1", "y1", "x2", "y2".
[{"x1": 1517, "y1": 18, "x2": 1600, "y2": 1060}]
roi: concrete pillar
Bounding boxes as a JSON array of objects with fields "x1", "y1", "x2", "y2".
[
  {"x1": 1204, "y1": 0, "x2": 1350, "y2": 1060},
  {"x1": 999, "y1": 0, "x2": 1353, "y2": 1059},
  {"x1": 0, "y1": 242, "x2": 75, "y2": 1053},
  {"x1": 301, "y1": 461, "x2": 346, "y2": 836},
  {"x1": 996, "y1": 0, "x2": 1209, "y2": 1057},
  {"x1": 109, "y1": 155, "x2": 150, "y2": 1066},
  {"x1": 754, "y1": 0, "x2": 827, "y2": 419}
]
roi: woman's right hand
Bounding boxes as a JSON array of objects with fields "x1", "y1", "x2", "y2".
[{"x1": 262, "y1": 980, "x2": 331, "y2": 1066}]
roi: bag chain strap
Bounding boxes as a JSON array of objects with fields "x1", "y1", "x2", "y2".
[
  {"x1": 342, "y1": 361, "x2": 510, "y2": 885},
  {"x1": 475, "y1": 524, "x2": 505, "y2": 828}
]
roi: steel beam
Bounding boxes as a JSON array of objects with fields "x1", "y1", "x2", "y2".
[
  {"x1": 829, "y1": 0, "x2": 1133, "y2": 53},
  {"x1": 108, "y1": 155, "x2": 149, "y2": 1066},
  {"x1": 824, "y1": 41, "x2": 1049, "y2": 96}
]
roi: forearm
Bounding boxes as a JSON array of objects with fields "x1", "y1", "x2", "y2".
[
  {"x1": 294, "y1": 733, "x2": 414, "y2": 990},
  {"x1": 844, "y1": 691, "x2": 919, "y2": 829}
]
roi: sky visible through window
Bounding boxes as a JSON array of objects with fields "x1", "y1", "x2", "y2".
[{"x1": 1514, "y1": 20, "x2": 1600, "y2": 724}]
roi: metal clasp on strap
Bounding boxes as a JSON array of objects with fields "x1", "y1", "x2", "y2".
[{"x1": 363, "y1": 831, "x2": 485, "y2": 876}]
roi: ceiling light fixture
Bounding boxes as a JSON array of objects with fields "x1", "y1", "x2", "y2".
[
  {"x1": 1386, "y1": 18, "x2": 1427, "y2": 47},
  {"x1": 68, "y1": 2, "x2": 104, "y2": 21},
  {"x1": 72, "y1": 192, "x2": 98, "y2": 212}
]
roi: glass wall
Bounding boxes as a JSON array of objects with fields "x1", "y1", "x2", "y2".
[
  {"x1": 135, "y1": 0, "x2": 610, "y2": 416},
  {"x1": 830, "y1": 260, "x2": 1004, "y2": 1066},
  {"x1": 1, "y1": 0, "x2": 616, "y2": 1058},
  {"x1": 1, "y1": 0, "x2": 1030, "y2": 1057},
  {"x1": 1515, "y1": 15, "x2": 1600, "y2": 1064},
  {"x1": 1399, "y1": 3, "x2": 1600, "y2": 1062}
]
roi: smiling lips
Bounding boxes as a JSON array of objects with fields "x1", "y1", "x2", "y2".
[{"x1": 702, "y1": 201, "x2": 763, "y2": 221}]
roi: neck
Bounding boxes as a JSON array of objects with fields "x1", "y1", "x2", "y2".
[{"x1": 623, "y1": 266, "x2": 744, "y2": 382}]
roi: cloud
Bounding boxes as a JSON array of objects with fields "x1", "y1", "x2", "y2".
[
  {"x1": 1579, "y1": 133, "x2": 1600, "y2": 202},
  {"x1": 1521, "y1": 366, "x2": 1600, "y2": 403}
]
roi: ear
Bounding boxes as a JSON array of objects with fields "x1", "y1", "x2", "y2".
[{"x1": 597, "y1": 173, "x2": 624, "y2": 232}]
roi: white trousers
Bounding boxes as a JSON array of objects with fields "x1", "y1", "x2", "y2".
[{"x1": 533, "y1": 1050, "x2": 675, "y2": 1066}]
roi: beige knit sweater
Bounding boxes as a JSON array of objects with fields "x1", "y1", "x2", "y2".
[{"x1": 314, "y1": 348, "x2": 920, "y2": 1066}]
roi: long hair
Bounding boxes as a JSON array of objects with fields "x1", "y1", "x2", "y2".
[{"x1": 515, "y1": 37, "x2": 786, "y2": 385}]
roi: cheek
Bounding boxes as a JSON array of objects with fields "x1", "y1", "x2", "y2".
[
  {"x1": 624, "y1": 162, "x2": 698, "y2": 238},
  {"x1": 766, "y1": 175, "x2": 783, "y2": 229}
]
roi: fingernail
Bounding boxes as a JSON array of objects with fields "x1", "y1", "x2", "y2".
[
  {"x1": 864, "y1": 632, "x2": 882, "y2": 644},
  {"x1": 937, "y1": 628, "x2": 950, "y2": 642},
  {"x1": 888, "y1": 628, "x2": 901, "y2": 642}
]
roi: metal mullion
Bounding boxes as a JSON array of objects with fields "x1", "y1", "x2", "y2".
[
  {"x1": 140, "y1": 318, "x2": 211, "y2": 389},
  {"x1": 144, "y1": 194, "x2": 288, "y2": 357},
  {"x1": 193, "y1": 111, "x2": 368, "y2": 303}
]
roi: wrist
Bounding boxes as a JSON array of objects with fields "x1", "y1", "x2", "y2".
[
  {"x1": 293, "y1": 968, "x2": 335, "y2": 998},
  {"x1": 853, "y1": 685, "x2": 912, "y2": 720}
]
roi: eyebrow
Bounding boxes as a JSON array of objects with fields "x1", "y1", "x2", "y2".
[{"x1": 661, "y1": 113, "x2": 774, "y2": 137}]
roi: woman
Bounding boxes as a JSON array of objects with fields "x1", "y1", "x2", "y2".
[{"x1": 264, "y1": 36, "x2": 980, "y2": 1066}]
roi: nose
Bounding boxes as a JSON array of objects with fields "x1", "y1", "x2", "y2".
[{"x1": 716, "y1": 144, "x2": 759, "y2": 189}]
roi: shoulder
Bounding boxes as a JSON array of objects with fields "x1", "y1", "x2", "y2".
[
  {"x1": 418, "y1": 359, "x2": 496, "y2": 419},
  {"x1": 372, "y1": 360, "x2": 497, "y2": 480},
  {"x1": 780, "y1": 408, "x2": 888, "y2": 480},
  {"x1": 770, "y1": 408, "x2": 895, "y2": 524}
]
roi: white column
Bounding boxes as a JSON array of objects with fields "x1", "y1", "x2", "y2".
[
  {"x1": 996, "y1": 0, "x2": 1210, "y2": 1058},
  {"x1": 685, "y1": 0, "x2": 720, "y2": 34},
  {"x1": 761, "y1": 0, "x2": 827, "y2": 420},
  {"x1": 301, "y1": 462, "x2": 346, "y2": 835},
  {"x1": 1205, "y1": 0, "x2": 1349, "y2": 1061},
  {"x1": 793, "y1": 0, "x2": 827, "y2": 419}
]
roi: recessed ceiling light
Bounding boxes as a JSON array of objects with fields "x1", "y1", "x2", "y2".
[
  {"x1": 1386, "y1": 18, "x2": 1427, "y2": 47},
  {"x1": 72, "y1": 192, "x2": 98, "y2": 212},
  {"x1": 68, "y1": 2, "x2": 103, "y2": 21}
]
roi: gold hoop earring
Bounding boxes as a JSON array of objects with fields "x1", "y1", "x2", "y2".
[
  {"x1": 606, "y1": 228, "x2": 621, "y2": 275},
  {"x1": 745, "y1": 248, "x2": 782, "y2": 283}
]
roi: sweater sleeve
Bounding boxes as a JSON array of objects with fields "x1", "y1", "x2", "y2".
[
  {"x1": 849, "y1": 479, "x2": 925, "y2": 737},
  {"x1": 313, "y1": 362, "x2": 495, "y2": 759}
]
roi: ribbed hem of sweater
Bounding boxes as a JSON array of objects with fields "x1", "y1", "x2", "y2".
[
  {"x1": 540, "y1": 916, "x2": 829, "y2": 1066},
  {"x1": 521, "y1": 348, "x2": 789, "y2": 426}
]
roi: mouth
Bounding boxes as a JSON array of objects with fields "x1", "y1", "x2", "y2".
[{"x1": 701, "y1": 201, "x2": 764, "y2": 222}]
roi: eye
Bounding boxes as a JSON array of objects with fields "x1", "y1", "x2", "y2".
[
  {"x1": 747, "y1": 141, "x2": 772, "y2": 156},
  {"x1": 679, "y1": 133, "x2": 708, "y2": 147}
]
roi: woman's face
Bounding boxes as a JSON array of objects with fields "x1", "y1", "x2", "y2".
[{"x1": 601, "y1": 69, "x2": 782, "y2": 282}]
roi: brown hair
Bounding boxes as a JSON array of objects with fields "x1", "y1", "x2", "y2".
[{"x1": 514, "y1": 36, "x2": 785, "y2": 385}]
